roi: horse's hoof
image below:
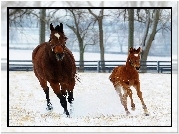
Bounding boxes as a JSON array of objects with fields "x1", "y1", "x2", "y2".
[
  {"x1": 131, "y1": 107, "x2": 135, "y2": 111},
  {"x1": 66, "y1": 113, "x2": 70, "y2": 118},
  {"x1": 68, "y1": 98, "x2": 74, "y2": 103},
  {"x1": 46, "y1": 107, "x2": 53, "y2": 111},
  {"x1": 46, "y1": 106, "x2": 53, "y2": 111},
  {"x1": 67, "y1": 114, "x2": 70, "y2": 118},
  {"x1": 145, "y1": 113, "x2": 149, "y2": 116},
  {"x1": 126, "y1": 111, "x2": 130, "y2": 115},
  {"x1": 63, "y1": 110, "x2": 70, "y2": 117},
  {"x1": 46, "y1": 102, "x2": 53, "y2": 111}
]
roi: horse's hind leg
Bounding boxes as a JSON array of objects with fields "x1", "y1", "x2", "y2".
[
  {"x1": 67, "y1": 90, "x2": 74, "y2": 104},
  {"x1": 115, "y1": 85, "x2": 130, "y2": 115},
  {"x1": 61, "y1": 84, "x2": 73, "y2": 103},
  {"x1": 67, "y1": 78, "x2": 75, "y2": 104}
]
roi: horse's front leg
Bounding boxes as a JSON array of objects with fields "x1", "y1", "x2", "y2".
[
  {"x1": 127, "y1": 88, "x2": 135, "y2": 111},
  {"x1": 38, "y1": 77, "x2": 53, "y2": 111},
  {"x1": 50, "y1": 82, "x2": 70, "y2": 117},
  {"x1": 134, "y1": 81, "x2": 149, "y2": 116},
  {"x1": 43, "y1": 86, "x2": 53, "y2": 111}
]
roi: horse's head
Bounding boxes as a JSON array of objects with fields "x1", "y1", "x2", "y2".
[
  {"x1": 49, "y1": 23, "x2": 68, "y2": 61},
  {"x1": 127, "y1": 47, "x2": 142, "y2": 70}
]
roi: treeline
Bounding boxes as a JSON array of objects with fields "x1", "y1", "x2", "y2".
[{"x1": 9, "y1": 8, "x2": 171, "y2": 72}]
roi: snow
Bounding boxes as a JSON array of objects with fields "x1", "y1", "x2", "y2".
[{"x1": 8, "y1": 71, "x2": 173, "y2": 127}]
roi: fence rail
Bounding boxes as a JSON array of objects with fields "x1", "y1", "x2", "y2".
[{"x1": 8, "y1": 60, "x2": 172, "y2": 73}]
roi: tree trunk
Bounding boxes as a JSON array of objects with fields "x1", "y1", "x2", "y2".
[
  {"x1": 66, "y1": 24, "x2": 85, "y2": 72},
  {"x1": 88, "y1": 9, "x2": 105, "y2": 72},
  {"x1": 98, "y1": 18, "x2": 105, "y2": 72},
  {"x1": 79, "y1": 39, "x2": 84, "y2": 72},
  {"x1": 128, "y1": 9, "x2": 134, "y2": 49},
  {"x1": 141, "y1": 9, "x2": 160, "y2": 73},
  {"x1": 66, "y1": 9, "x2": 89, "y2": 72},
  {"x1": 39, "y1": 9, "x2": 46, "y2": 44},
  {"x1": 141, "y1": 9, "x2": 150, "y2": 47},
  {"x1": 140, "y1": 10, "x2": 150, "y2": 72}
]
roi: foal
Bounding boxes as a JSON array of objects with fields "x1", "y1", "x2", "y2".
[{"x1": 109, "y1": 47, "x2": 149, "y2": 116}]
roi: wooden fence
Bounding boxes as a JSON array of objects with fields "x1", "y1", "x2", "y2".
[{"x1": 8, "y1": 60, "x2": 172, "y2": 73}]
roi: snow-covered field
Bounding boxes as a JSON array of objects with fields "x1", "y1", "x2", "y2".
[{"x1": 8, "y1": 71, "x2": 173, "y2": 126}]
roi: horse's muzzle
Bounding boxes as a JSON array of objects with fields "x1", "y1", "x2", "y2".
[
  {"x1": 56, "y1": 53, "x2": 64, "y2": 61},
  {"x1": 135, "y1": 67, "x2": 140, "y2": 70}
]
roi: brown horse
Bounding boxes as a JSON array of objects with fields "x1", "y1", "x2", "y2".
[
  {"x1": 109, "y1": 47, "x2": 149, "y2": 116},
  {"x1": 32, "y1": 23, "x2": 76, "y2": 117}
]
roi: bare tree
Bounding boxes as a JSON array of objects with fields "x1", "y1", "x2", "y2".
[
  {"x1": 128, "y1": 9, "x2": 134, "y2": 49},
  {"x1": 88, "y1": 9, "x2": 105, "y2": 72},
  {"x1": 66, "y1": 9, "x2": 94, "y2": 71},
  {"x1": 9, "y1": 9, "x2": 48, "y2": 45},
  {"x1": 140, "y1": 9, "x2": 160, "y2": 72},
  {"x1": 113, "y1": 9, "x2": 171, "y2": 72},
  {"x1": 9, "y1": 9, "x2": 34, "y2": 27},
  {"x1": 39, "y1": 9, "x2": 46, "y2": 44}
]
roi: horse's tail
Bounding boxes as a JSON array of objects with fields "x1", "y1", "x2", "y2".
[{"x1": 75, "y1": 73, "x2": 81, "y2": 83}]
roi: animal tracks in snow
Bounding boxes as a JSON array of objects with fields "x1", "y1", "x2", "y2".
[{"x1": 8, "y1": 71, "x2": 172, "y2": 126}]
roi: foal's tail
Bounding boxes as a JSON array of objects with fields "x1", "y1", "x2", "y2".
[
  {"x1": 109, "y1": 67, "x2": 118, "y2": 83},
  {"x1": 109, "y1": 72, "x2": 114, "y2": 83}
]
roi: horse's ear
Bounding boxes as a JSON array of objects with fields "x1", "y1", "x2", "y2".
[
  {"x1": 60, "y1": 23, "x2": 63, "y2": 31},
  {"x1": 137, "y1": 47, "x2": 142, "y2": 53},
  {"x1": 64, "y1": 36, "x2": 68, "y2": 41},
  {"x1": 50, "y1": 23, "x2": 54, "y2": 31},
  {"x1": 129, "y1": 47, "x2": 133, "y2": 53}
]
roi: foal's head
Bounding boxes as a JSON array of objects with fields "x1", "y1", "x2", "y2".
[
  {"x1": 127, "y1": 47, "x2": 142, "y2": 70},
  {"x1": 49, "y1": 23, "x2": 68, "y2": 61}
]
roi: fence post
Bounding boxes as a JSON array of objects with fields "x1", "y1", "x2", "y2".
[
  {"x1": 157, "y1": 61, "x2": 160, "y2": 73},
  {"x1": 97, "y1": 61, "x2": 100, "y2": 73}
]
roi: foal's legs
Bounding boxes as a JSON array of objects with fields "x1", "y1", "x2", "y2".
[
  {"x1": 50, "y1": 82, "x2": 69, "y2": 116},
  {"x1": 127, "y1": 88, "x2": 135, "y2": 110},
  {"x1": 134, "y1": 81, "x2": 149, "y2": 116},
  {"x1": 115, "y1": 85, "x2": 130, "y2": 115}
]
